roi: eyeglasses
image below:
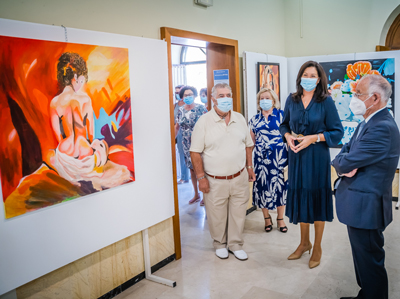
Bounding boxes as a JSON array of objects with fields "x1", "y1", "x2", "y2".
[{"x1": 184, "y1": 93, "x2": 194, "y2": 97}]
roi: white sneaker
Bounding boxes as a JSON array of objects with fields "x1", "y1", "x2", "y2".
[
  {"x1": 229, "y1": 249, "x2": 248, "y2": 261},
  {"x1": 215, "y1": 248, "x2": 229, "y2": 259}
]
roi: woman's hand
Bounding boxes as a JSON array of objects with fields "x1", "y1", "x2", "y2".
[
  {"x1": 285, "y1": 133, "x2": 297, "y2": 152},
  {"x1": 293, "y1": 135, "x2": 318, "y2": 153},
  {"x1": 198, "y1": 177, "x2": 210, "y2": 193}
]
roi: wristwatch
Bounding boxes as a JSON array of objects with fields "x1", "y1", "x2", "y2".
[
  {"x1": 316, "y1": 134, "x2": 321, "y2": 143},
  {"x1": 246, "y1": 165, "x2": 254, "y2": 169}
]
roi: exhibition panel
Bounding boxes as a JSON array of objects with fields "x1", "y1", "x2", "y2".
[{"x1": 0, "y1": 18, "x2": 174, "y2": 295}]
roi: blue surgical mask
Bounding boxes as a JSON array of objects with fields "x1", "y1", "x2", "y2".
[
  {"x1": 175, "y1": 94, "x2": 180, "y2": 101},
  {"x1": 200, "y1": 96, "x2": 207, "y2": 104},
  {"x1": 260, "y1": 99, "x2": 273, "y2": 111},
  {"x1": 217, "y1": 97, "x2": 233, "y2": 113},
  {"x1": 300, "y1": 77, "x2": 318, "y2": 92},
  {"x1": 183, "y1": 96, "x2": 195, "y2": 105}
]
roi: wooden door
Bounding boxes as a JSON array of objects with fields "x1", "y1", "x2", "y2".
[{"x1": 160, "y1": 27, "x2": 240, "y2": 260}]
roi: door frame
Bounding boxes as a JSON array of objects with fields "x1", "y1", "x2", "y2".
[{"x1": 160, "y1": 27, "x2": 240, "y2": 259}]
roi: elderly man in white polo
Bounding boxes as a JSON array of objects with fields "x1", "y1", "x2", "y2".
[{"x1": 190, "y1": 83, "x2": 256, "y2": 261}]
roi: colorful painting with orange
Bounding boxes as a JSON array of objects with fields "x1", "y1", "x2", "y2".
[
  {"x1": 321, "y1": 58, "x2": 395, "y2": 147},
  {"x1": 0, "y1": 36, "x2": 135, "y2": 219},
  {"x1": 257, "y1": 62, "x2": 280, "y2": 101}
]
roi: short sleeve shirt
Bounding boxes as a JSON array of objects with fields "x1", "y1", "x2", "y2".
[{"x1": 190, "y1": 108, "x2": 254, "y2": 176}]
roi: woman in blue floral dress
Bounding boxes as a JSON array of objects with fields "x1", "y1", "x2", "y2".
[
  {"x1": 175, "y1": 86, "x2": 207, "y2": 205},
  {"x1": 249, "y1": 88, "x2": 288, "y2": 233}
]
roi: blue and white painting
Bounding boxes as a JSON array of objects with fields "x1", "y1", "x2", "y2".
[{"x1": 321, "y1": 58, "x2": 395, "y2": 147}]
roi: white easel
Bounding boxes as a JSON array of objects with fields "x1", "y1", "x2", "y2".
[
  {"x1": 397, "y1": 171, "x2": 400, "y2": 210},
  {"x1": 141, "y1": 229, "x2": 176, "y2": 287}
]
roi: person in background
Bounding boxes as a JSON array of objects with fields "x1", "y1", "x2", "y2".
[
  {"x1": 279, "y1": 61, "x2": 343, "y2": 269},
  {"x1": 174, "y1": 85, "x2": 190, "y2": 184},
  {"x1": 249, "y1": 88, "x2": 288, "y2": 233},
  {"x1": 200, "y1": 87, "x2": 208, "y2": 109},
  {"x1": 190, "y1": 83, "x2": 255, "y2": 261},
  {"x1": 332, "y1": 75, "x2": 400, "y2": 299},
  {"x1": 175, "y1": 86, "x2": 207, "y2": 204}
]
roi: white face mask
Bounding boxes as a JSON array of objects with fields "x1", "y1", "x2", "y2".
[{"x1": 349, "y1": 94, "x2": 374, "y2": 115}]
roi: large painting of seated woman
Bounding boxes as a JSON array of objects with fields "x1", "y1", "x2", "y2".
[{"x1": 0, "y1": 36, "x2": 135, "y2": 219}]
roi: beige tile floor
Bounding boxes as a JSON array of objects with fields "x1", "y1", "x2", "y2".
[{"x1": 115, "y1": 182, "x2": 400, "y2": 299}]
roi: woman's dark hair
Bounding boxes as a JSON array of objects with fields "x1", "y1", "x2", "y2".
[
  {"x1": 175, "y1": 84, "x2": 184, "y2": 90},
  {"x1": 200, "y1": 88, "x2": 207, "y2": 96},
  {"x1": 57, "y1": 52, "x2": 88, "y2": 88},
  {"x1": 179, "y1": 86, "x2": 198, "y2": 99},
  {"x1": 292, "y1": 60, "x2": 329, "y2": 103}
]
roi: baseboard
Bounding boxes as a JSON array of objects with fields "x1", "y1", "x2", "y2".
[
  {"x1": 246, "y1": 205, "x2": 257, "y2": 215},
  {"x1": 98, "y1": 253, "x2": 176, "y2": 299}
]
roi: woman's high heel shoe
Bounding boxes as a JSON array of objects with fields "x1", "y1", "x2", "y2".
[
  {"x1": 309, "y1": 259, "x2": 320, "y2": 269},
  {"x1": 276, "y1": 218, "x2": 288, "y2": 233},
  {"x1": 309, "y1": 249, "x2": 322, "y2": 269},
  {"x1": 264, "y1": 216, "x2": 273, "y2": 233},
  {"x1": 287, "y1": 243, "x2": 312, "y2": 260}
]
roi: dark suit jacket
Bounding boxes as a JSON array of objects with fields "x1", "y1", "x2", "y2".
[{"x1": 332, "y1": 108, "x2": 400, "y2": 229}]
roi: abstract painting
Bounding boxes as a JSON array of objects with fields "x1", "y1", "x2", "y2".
[
  {"x1": 257, "y1": 62, "x2": 280, "y2": 101},
  {"x1": 0, "y1": 36, "x2": 135, "y2": 219},
  {"x1": 321, "y1": 58, "x2": 395, "y2": 147}
]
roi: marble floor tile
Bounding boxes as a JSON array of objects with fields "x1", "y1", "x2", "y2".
[{"x1": 114, "y1": 183, "x2": 400, "y2": 299}]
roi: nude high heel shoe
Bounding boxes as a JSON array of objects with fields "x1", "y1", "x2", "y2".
[
  {"x1": 287, "y1": 243, "x2": 312, "y2": 260},
  {"x1": 309, "y1": 249, "x2": 322, "y2": 269},
  {"x1": 309, "y1": 259, "x2": 320, "y2": 269}
]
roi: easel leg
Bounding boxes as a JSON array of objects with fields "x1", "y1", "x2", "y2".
[
  {"x1": 396, "y1": 169, "x2": 400, "y2": 210},
  {"x1": 142, "y1": 228, "x2": 176, "y2": 287}
]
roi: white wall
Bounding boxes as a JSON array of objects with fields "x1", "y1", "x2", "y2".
[
  {"x1": 284, "y1": 0, "x2": 400, "y2": 57},
  {"x1": 0, "y1": 0, "x2": 287, "y2": 57}
]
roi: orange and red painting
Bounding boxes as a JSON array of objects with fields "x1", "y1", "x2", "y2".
[
  {"x1": 0, "y1": 36, "x2": 135, "y2": 219},
  {"x1": 257, "y1": 62, "x2": 280, "y2": 101}
]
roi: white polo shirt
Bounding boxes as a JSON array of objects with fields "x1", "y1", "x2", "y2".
[{"x1": 190, "y1": 108, "x2": 254, "y2": 176}]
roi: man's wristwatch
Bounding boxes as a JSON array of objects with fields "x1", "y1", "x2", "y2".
[{"x1": 197, "y1": 175, "x2": 206, "y2": 180}]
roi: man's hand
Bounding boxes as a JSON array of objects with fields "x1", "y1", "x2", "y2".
[
  {"x1": 343, "y1": 168, "x2": 358, "y2": 178},
  {"x1": 199, "y1": 177, "x2": 210, "y2": 193},
  {"x1": 247, "y1": 168, "x2": 256, "y2": 182}
]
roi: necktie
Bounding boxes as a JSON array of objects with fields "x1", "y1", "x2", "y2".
[{"x1": 356, "y1": 121, "x2": 366, "y2": 140}]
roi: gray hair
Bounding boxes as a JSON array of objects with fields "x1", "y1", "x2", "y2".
[
  {"x1": 361, "y1": 74, "x2": 392, "y2": 103},
  {"x1": 211, "y1": 83, "x2": 232, "y2": 98}
]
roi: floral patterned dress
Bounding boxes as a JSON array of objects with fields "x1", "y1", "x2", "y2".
[
  {"x1": 176, "y1": 104, "x2": 207, "y2": 169},
  {"x1": 249, "y1": 108, "x2": 288, "y2": 209}
]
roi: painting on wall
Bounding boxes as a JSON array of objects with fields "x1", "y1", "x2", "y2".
[
  {"x1": 257, "y1": 62, "x2": 280, "y2": 101},
  {"x1": 320, "y1": 58, "x2": 395, "y2": 147},
  {"x1": 0, "y1": 36, "x2": 135, "y2": 219}
]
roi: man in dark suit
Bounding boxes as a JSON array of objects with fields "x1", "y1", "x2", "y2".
[{"x1": 332, "y1": 74, "x2": 400, "y2": 299}]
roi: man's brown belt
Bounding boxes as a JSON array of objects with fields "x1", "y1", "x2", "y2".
[{"x1": 206, "y1": 167, "x2": 245, "y2": 180}]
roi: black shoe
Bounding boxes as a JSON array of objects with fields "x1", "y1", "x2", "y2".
[
  {"x1": 264, "y1": 216, "x2": 273, "y2": 232},
  {"x1": 277, "y1": 218, "x2": 288, "y2": 233},
  {"x1": 340, "y1": 297, "x2": 357, "y2": 299}
]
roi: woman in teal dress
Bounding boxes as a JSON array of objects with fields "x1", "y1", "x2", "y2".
[{"x1": 279, "y1": 61, "x2": 343, "y2": 269}]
